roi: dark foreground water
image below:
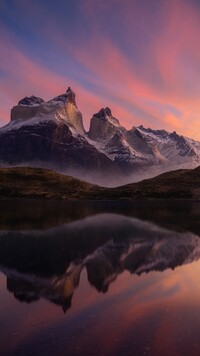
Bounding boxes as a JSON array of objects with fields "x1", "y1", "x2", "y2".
[{"x1": 1, "y1": 200, "x2": 200, "y2": 356}]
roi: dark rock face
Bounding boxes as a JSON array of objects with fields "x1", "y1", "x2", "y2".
[
  {"x1": 126, "y1": 128, "x2": 154, "y2": 155},
  {"x1": 66, "y1": 86, "x2": 77, "y2": 107},
  {"x1": 1, "y1": 87, "x2": 200, "y2": 186},
  {"x1": 0, "y1": 89, "x2": 124, "y2": 184},
  {"x1": 18, "y1": 96, "x2": 44, "y2": 106},
  {"x1": 92, "y1": 107, "x2": 119, "y2": 125},
  {"x1": 88, "y1": 107, "x2": 120, "y2": 140},
  {"x1": 88, "y1": 110, "x2": 200, "y2": 174},
  {"x1": 48, "y1": 87, "x2": 77, "y2": 107},
  {"x1": 88, "y1": 116, "x2": 114, "y2": 140},
  {"x1": 11, "y1": 105, "x2": 41, "y2": 122},
  {"x1": 48, "y1": 93, "x2": 68, "y2": 103},
  {"x1": 0, "y1": 121, "x2": 121, "y2": 184},
  {"x1": 93, "y1": 107, "x2": 112, "y2": 119},
  {"x1": 12, "y1": 96, "x2": 45, "y2": 122}
]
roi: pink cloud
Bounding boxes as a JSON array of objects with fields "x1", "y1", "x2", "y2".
[
  {"x1": 0, "y1": 30, "x2": 108, "y2": 129},
  {"x1": 1, "y1": 0, "x2": 200, "y2": 139},
  {"x1": 67, "y1": 1, "x2": 200, "y2": 138}
]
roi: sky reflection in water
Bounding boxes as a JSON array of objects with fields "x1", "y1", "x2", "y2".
[{"x1": 0, "y1": 200, "x2": 200, "y2": 356}]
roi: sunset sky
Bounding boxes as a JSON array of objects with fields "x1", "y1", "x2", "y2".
[{"x1": 1, "y1": 0, "x2": 200, "y2": 138}]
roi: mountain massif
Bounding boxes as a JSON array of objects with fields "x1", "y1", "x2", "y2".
[{"x1": 0, "y1": 87, "x2": 200, "y2": 186}]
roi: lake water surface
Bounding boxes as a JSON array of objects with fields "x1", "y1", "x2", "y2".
[{"x1": 1, "y1": 200, "x2": 200, "y2": 356}]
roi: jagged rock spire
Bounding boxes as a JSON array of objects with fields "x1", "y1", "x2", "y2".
[
  {"x1": 88, "y1": 107, "x2": 120, "y2": 140},
  {"x1": 66, "y1": 87, "x2": 77, "y2": 108},
  {"x1": 94, "y1": 107, "x2": 112, "y2": 120}
]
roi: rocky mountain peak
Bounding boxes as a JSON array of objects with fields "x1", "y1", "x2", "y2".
[
  {"x1": 88, "y1": 107, "x2": 120, "y2": 140},
  {"x1": 66, "y1": 87, "x2": 77, "y2": 108},
  {"x1": 104, "y1": 107, "x2": 112, "y2": 116},
  {"x1": 10, "y1": 87, "x2": 85, "y2": 135},
  {"x1": 93, "y1": 107, "x2": 112, "y2": 120},
  {"x1": 47, "y1": 87, "x2": 77, "y2": 107},
  {"x1": 4, "y1": 87, "x2": 200, "y2": 186},
  {"x1": 48, "y1": 93, "x2": 68, "y2": 103},
  {"x1": 18, "y1": 96, "x2": 44, "y2": 106}
]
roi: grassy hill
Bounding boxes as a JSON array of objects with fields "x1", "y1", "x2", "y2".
[
  {"x1": 0, "y1": 166, "x2": 200, "y2": 200},
  {"x1": 0, "y1": 167, "x2": 102, "y2": 199},
  {"x1": 108, "y1": 166, "x2": 200, "y2": 200}
]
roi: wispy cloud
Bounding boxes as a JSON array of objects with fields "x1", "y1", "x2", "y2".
[{"x1": 1, "y1": 0, "x2": 200, "y2": 138}]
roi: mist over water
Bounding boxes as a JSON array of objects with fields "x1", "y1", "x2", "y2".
[{"x1": 1, "y1": 200, "x2": 200, "y2": 355}]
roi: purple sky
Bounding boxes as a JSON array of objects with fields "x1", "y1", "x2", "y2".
[{"x1": 1, "y1": 0, "x2": 200, "y2": 138}]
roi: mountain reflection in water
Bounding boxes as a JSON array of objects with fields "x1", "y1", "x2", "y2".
[
  {"x1": 1, "y1": 200, "x2": 200, "y2": 356},
  {"x1": 0, "y1": 202, "x2": 200, "y2": 313}
]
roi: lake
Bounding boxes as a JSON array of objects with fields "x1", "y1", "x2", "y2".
[{"x1": 1, "y1": 200, "x2": 200, "y2": 356}]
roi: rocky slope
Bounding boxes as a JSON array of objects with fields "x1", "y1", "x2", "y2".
[
  {"x1": 87, "y1": 108, "x2": 200, "y2": 173},
  {"x1": 0, "y1": 88, "x2": 121, "y2": 186}
]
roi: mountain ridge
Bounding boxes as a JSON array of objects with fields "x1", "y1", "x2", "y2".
[
  {"x1": 1, "y1": 87, "x2": 200, "y2": 186},
  {"x1": 0, "y1": 166, "x2": 200, "y2": 200}
]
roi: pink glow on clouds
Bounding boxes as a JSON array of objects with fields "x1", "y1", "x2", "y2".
[
  {"x1": 1, "y1": 0, "x2": 200, "y2": 139},
  {"x1": 59, "y1": 0, "x2": 200, "y2": 138},
  {"x1": 0, "y1": 31, "x2": 140, "y2": 130},
  {"x1": 70, "y1": 31, "x2": 200, "y2": 137},
  {"x1": 0, "y1": 34, "x2": 106, "y2": 129}
]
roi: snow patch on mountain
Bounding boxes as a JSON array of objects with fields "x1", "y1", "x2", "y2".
[
  {"x1": 4, "y1": 87, "x2": 86, "y2": 138},
  {"x1": 1, "y1": 87, "x2": 200, "y2": 185}
]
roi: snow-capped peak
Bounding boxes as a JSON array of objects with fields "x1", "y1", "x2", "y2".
[
  {"x1": 48, "y1": 87, "x2": 77, "y2": 108},
  {"x1": 8, "y1": 87, "x2": 85, "y2": 136}
]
